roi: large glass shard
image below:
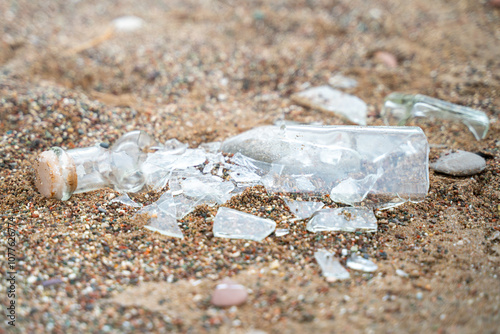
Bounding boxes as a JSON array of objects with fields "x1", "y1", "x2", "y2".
[
  {"x1": 213, "y1": 207, "x2": 276, "y2": 242},
  {"x1": 292, "y1": 86, "x2": 367, "y2": 125},
  {"x1": 346, "y1": 254, "x2": 378, "y2": 272},
  {"x1": 283, "y1": 198, "x2": 324, "y2": 220},
  {"x1": 135, "y1": 204, "x2": 183, "y2": 239},
  {"x1": 382, "y1": 92, "x2": 489, "y2": 141},
  {"x1": 306, "y1": 207, "x2": 377, "y2": 233},
  {"x1": 314, "y1": 250, "x2": 350, "y2": 280},
  {"x1": 221, "y1": 125, "x2": 429, "y2": 208}
]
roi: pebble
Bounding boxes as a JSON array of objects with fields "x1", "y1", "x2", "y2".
[
  {"x1": 431, "y1": 150, "x2": 486, "y2": 176},
  {"x1": 112, "y1": 15, "x2": 144, "y2": 32},
  {"x1": 210, "y1": 278, "x2": 248, "y2": 307},
  {"x1": 373, "y1": 51, "x2": 398, "y2": 68},
  {"x1": 490, "y1": 0, "x2": 500, "y2": 8},
  {"x1": 42, "y1": 278, "x2": 64, "y2": 287},
  {"x1": 396, "y1": 269, "x2": 409, "y2": 278}
]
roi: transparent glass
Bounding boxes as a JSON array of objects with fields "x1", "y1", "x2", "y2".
[
  {"x1": 221, "y1": 125, "x2": 429, "y2": 209},
  {"x1": 35, "y1": 130, "x2": 156, "y2": 200},
  {"x1": 382, "y1": 92, "x2": 489, "y2": 141}
]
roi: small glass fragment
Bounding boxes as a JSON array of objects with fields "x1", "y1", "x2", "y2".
[
  {"x1": 329, "y1": 170, "x2": 382, "y2": 206},
  {"x1": 199, "y1": 141, "x2": 222, "y2": 154},
  {"x1": 346, "y1": 254, "x2": 378, "y2": 272},
  {"x1": 328, "y1": 74, "x2": 358, "y2": 89},
  {"x1": 213, "y1": 207, "x2": 276, "y2": 242},
  {"x1": 110, "y1": 193, "x2": 143, "y2": 208},
  {"x1": 155, "y1": 172, "x2": 234, "y2": 219},
  {"x1": 275, "y1": 228, "x2": 289, "y2": 237},
  {"x1": 382, "y1": 92, "x2": 489, "y2": 141},
  {"x1": 314, "y1": 250, "x2": 350, "y2": 281},
  {"x1": 283, "y1": 198, "x2": 324, "y2": 220},
  {"x1": 292, "y1": 85, "x2": 367, "y2": 125},
  {"x1": 112, "y1": 15, "x2": 144, "y2": 32},
  {"x1": 306, "y1": 207, "x2": 377, "y2": 233},
  {"x1": 135, "y1": 204, "x2": 183, "y2": 239},
  {"x1": 222, "y1": 125, "x2": 429, "y2": 209},
  {"x1": 35, "y1": 130, "x2": 157, "y2": 200}
]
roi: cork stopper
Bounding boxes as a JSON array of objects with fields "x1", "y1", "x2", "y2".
[{"x1": 35, "y1": 148, "x2": 77, "y2": 200}]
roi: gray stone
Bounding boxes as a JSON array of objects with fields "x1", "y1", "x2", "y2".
[{"x1": 431, "y1": 150, "x2": 486, "y2": 176}]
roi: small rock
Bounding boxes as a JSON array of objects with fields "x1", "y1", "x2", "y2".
[
  {"x1": 42, "y1": 278, "x2": 64, "y2": 287},
  {"x1": 396, "y1": 269, "x2": 409, "y2": 278},
  {"x1": 373, "y1": 51, "x2": 398, "y2": 68},
  {"x1": 431, "y1": 150, "x2": 486, "y2": 176},
  {"x1": 489, "y1": 0, "x2": 500, "y2": 8},
  {"x1": 112, "y1": 16, "x2": 144, "y2": 32},
  {"x1": 211, "y1": 278, "x2": 248, "y2": 307}
]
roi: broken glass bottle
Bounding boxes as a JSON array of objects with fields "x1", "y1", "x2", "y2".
[
  {"x1": 35, "y1": 130, "x2": 156, "y2": 200},
  {"x1": 382, "y1": 92, "x2": 489, "y2": 141},
  {"x1": 221, "y1": 125, "x2": 429, "y2": 209}
]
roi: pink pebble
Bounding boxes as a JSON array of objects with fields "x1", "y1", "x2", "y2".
[
  {"x1": 490, "y1": 0, "x2": 500, "y2": 7},
  {"x1": 210, "y1": 278, "x2": 248, "y2": 307},
  {"x1": 374, "y1": 51, "x2": 398, "y2": 68}
]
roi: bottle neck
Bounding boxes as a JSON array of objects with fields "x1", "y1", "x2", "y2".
[{"x1": 67, "y1": 146, "x2": 112, "y2": 194}]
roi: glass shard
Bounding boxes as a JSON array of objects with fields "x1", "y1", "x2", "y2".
[
  {"x1": 292, "y1": 85, "x2": 367, "y2": 125},
  {"x1": 142, "y1": 146, "x2": 207, "y2": 190},
  {"x1": 346, "y1": 254, "x2": 378, "y2": 272},
  {"x1": 110, "y1": 193, "x2": 143, "y2": 208},
  {"x1": 314, "y1": 250, "x2": 350, "y2": 280},
  {"x1": 382, "y1": 92, "x2": 489, "y2": 141},
  {"x1": 306, "y1": 207, "x2": 377, "y2": 233},
  {"x1": 329, "y1": 169, "x2": 382, "y2": 206},
  {"x1": 199, "y1": 141, "x2": 222, "y2": 154},
  {"x1": 213, "y1": 207, "x2": 276, "y2": 241},
  {"x1": 283, "y1": 198, "x2": 324, "y2": 220},
  {"x1": 135, "y1": 204, "x2": 183, "y2": 239},
  {"x1": 328, "y1": 74, "x2": 358, "y2": 89},
  {"x1": 275, "y1": 228, "x2": 289, "y2": 237},
  {"x1": 157, "y1": 172, "x2": 234, "y2": 219},
  {"x1": 221, "y1": 125, "x2": 429, "y2": 209}
]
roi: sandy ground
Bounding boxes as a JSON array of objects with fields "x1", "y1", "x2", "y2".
[{"x1": 0, "y1": 0, "x2": 499, "y2": 333}]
